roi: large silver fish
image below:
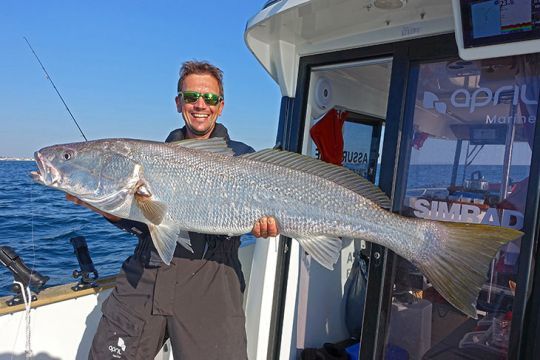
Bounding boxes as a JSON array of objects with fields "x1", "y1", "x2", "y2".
[{"x1": 32, "y1": 138, "x2": 521, "y2": 318}]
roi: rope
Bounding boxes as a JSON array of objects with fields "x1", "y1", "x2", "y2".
[{"x1": 13, "y1": 281, "x2": 33, "y2": 359}]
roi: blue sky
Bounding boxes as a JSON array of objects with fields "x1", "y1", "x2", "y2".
[{"x1": 0, "y1": 1, "x2": 281, "y2": 158}]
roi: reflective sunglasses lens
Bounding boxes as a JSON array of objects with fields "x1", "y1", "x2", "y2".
[
  {"x1": 181, "y1": 91, "x2": 221, "y2": 105},
  {"x1": 202, "y1": 93, "x2": 220, "y2": 105},
  {"x1": 182, "y1": 92, "x2": 200, "y2": 103}
]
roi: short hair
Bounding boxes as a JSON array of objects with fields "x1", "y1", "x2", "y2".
[{"x1": 177, "y1": 60, "x2": 224, "y2": 97}]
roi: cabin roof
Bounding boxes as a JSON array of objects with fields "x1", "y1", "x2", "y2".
[{"x1": 244, "y1": 0, "x2": 454, "y2": 96}]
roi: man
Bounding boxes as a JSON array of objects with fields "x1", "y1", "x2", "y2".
[{"x1": 69, "y1": 60, "x2": 277, "y2": 359}]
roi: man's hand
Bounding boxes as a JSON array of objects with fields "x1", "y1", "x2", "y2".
[
  {"x1": 65, "y1": 194, "x2": 121, "y2": 222},
  {"x1": 252, "y1": 216, "x2": 279, "y2": 238}
]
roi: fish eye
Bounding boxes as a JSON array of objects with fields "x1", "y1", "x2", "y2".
[{"x1": 63, "y1": 151, "x2": 74, "y2": 160}]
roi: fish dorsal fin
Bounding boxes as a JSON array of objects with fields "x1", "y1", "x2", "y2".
[
  {"x1": 242, "y1": 149, "x2": 391, "y2": 209},
  {"x1": 168, "y1": 137, "x2": 234, "y2": 156}
]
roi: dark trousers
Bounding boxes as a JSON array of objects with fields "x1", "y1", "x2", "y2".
[{"x1": 89, "y1": 256, "x2": 248, "y2": 360}]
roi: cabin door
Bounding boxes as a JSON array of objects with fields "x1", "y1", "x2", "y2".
[{"x1": 272, "y1": 57, "x2": 391, "y2": 360}]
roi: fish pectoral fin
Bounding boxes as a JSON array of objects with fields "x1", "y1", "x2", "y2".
[
  {"x1": 135, "y1": 193, "x2": 167, "y2": 225},
  {"x1": 135, "y1": 182, "x2": 152, "y2": 197},
  {"x1": 296, "y1": 235, "x2": 342, "y2": 270},
  {"x1": 148, "y1": 224, "x2": 193, "y2": 265}
]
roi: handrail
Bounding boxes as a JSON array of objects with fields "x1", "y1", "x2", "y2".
[{"x1": 0, "y1": 275, "x2": 116, "y2": 316}]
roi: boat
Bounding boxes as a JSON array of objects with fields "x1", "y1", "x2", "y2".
[{"x1": 2, "y1": 0, "x2": 540, "y2": 358}]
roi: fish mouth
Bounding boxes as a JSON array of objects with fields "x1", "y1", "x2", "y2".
[{"x1": 31, "y1": 151, "x2": 60, "y2": 186}]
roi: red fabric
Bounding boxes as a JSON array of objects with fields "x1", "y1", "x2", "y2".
[
  {"x1": 412, "y1": 130, "x2": 429, "y2": 150},
  {"x1": 310, "y1": 108, "x2": 347, "y2": 165}
]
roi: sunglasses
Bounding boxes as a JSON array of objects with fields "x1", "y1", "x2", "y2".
[{"x1": 178, "y1": 91, "x2": 223, "y2": 106}]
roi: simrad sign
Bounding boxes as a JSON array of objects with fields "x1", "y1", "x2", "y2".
[{"x1": 411, "y1": 198, "x2": 523, "y2": 230}]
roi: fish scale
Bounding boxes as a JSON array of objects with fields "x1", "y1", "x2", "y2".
[
  {"x1": 131, "y1": 145, "x2": 449, "y2": 259},
  {"x1": 32, "y1": 137, "x2": 523, "y2": 318}
]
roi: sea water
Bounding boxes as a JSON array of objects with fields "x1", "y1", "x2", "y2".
[
  {"x1": 0, "y1": 160, "x2": 257, "y2": 297},
  {"x1": 0, "y1": 161, "x2": 137, "y2": 296}
]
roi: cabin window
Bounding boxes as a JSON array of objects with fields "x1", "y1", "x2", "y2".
[{"x1": 386, "y1": 54, "x2": 539, "y2": 359}]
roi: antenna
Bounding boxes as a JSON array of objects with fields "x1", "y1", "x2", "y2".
[{"x1": 23, "y1": 37, "x2": 88, "y2": 141}]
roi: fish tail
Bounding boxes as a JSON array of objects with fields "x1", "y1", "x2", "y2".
[{"x1": 414, "y1": 221, "x2": 522, "y2": 318}]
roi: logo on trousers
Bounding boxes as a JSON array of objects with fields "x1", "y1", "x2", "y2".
[
  {"x1": 108, "y1": 337, "x2": 126, "y2": 358},
  {"x1": 118, "y1": 337, "x2": 126, "y2": 351}
]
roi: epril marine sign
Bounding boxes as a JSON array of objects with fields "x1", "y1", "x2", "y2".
[{"x1": 423, "y1": 84, "x2": 537, "y2": 124}]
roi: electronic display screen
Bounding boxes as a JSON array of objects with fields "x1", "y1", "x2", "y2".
[
  {"x1": 469, "y1": 125, "x2": 507, "y2": 145},
  {"x1": 460, "y1": 0, "x2": 540, "y2": 48}
]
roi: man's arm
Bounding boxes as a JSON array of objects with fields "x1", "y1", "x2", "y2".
[{"x1": 65, "y1": 194, "x2": 121, "y2": 222}]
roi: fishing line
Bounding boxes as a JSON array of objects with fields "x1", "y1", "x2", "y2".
[
  {"x1": 23, "y1": 36, "x2": 88, "y2": 141},
  {"x1": 30, "y1": 171, "x2": 36, "y2": 277},
  {"x1": 23, "y1": 169, "x2": 37, "y2": 359}
]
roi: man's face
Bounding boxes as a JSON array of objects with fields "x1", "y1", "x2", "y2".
[{"x1": 175, "y1": 73, "x2": 224, "y2": 139}]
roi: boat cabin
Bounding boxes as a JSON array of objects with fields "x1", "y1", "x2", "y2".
[{"x1": 243, "y1": 0, "x2": 540, "y2": 359}]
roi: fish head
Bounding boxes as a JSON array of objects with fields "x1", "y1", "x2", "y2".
[{"x1": 32, "y1": 139, "x2": 141, "y2": 210}]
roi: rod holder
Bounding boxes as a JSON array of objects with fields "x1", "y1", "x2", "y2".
[
  {"x1": 70, "y1": 236, "x2": 99, "y2": 291},
  {"x1": 0, "y1": 246, "x2": 49, "y2": 306}
]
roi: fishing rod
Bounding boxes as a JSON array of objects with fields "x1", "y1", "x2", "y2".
[{"x1": 23, "y1": 36, "x2": 88, "y2": 141}]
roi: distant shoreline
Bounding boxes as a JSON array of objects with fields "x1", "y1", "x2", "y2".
[{"x1": 0, "y1": 158, "x2": 34, "y2": 162}]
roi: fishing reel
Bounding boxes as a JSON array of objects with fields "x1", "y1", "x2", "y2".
[
  {"x1": 0, "y1": 246, "x2": 49, "y2": 306},
  {"x1": 70, "y1": 236, "x2": 99, "y2": 291}
]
